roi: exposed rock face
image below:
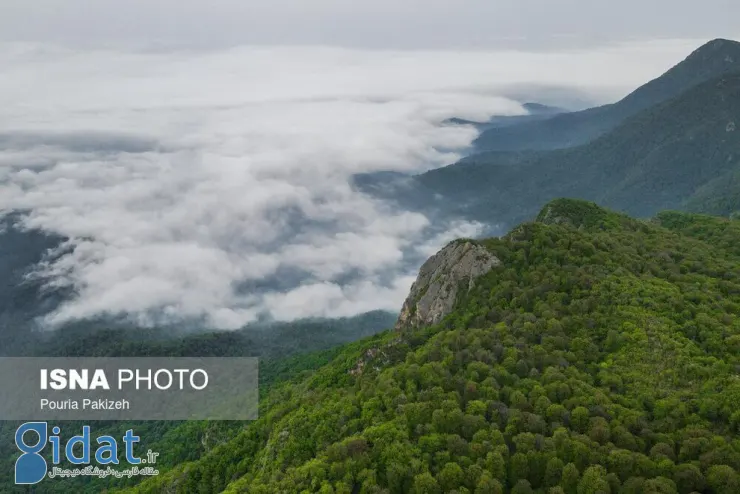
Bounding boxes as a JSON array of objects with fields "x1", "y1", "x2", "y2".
[{"x1": 395, "y1": 241, "x2": 500, "y2": 330}]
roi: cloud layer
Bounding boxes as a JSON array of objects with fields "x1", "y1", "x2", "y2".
[
  {"x1": 0, "y1": 40, "x2": 706, "y2": 328},
  {"x1": 0, "y1": 1, "x2": 737, "y2": 50}
]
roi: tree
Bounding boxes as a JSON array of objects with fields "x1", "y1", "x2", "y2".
[
  {"x1": 561, "y1": 463, "x2": 580, "y2": 493},
  {"x1": 588, "y1": 417, "x2": 611, "y2": 445},
  {"x1": 509, "y1": 453, "x2": 530, "y2": 485},
  {"x1": 672, "y1": 463, "x2": 705, "y2": 493},
  {"x1": 603, "y1": 473, "x2": 620, "y2": 493},
  {"x1": 474, "y1": 473, "x2": 503, "y2": 494},
  {"x1": 571, "y1": 407, "x2": 590, "y2": 434},
  {"x1": 707, "y1": 465, "x2": 740, "y2": 494},
  {"x1": 511, "y1": 479, "x2": 534, "y2": 494},
  {"x1": 650, "y1": 443, "x2": 676, "y2": 462},
  {"x1": 545, "y1": 457, "x2": 565, "y2": 487},
  {"x1": 485, "y1": 451, "x2": 507, "y2": 483},
  {"x1": 438, "y1": 463, "x2": 465, "y2": 492},
  {"x1": 642, "y1": 476, "x2": 678, "y2": 494},
  {"x1": 608, "y1": 449, "x2": 636, "y2": 482},
  {"x1": 411, "y1": 472, "x2": 441, "y2": 494},
  {"x1": 620, "y1": 477, "x2": 645, "y2": 494},
  {"x1": 577, "y1": 465, "x2": 611, "y2": 494}
]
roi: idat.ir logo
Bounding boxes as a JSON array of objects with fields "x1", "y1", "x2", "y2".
[
  {"x1": 15, "y1": 422, "x2": 156, "y2": 485},
  {"x1": 15, "y1": 423, "x2": 48, "y2": 484}
]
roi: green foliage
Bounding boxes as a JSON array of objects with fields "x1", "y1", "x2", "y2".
[
  {"x1": 115, "y1": 204, "x2": 740, "y2": 494},
  {"x1": 706, "y1": 465, "x2": 740, "y2": 494},
  {"x1": 577, "y1": 465, "x2": 610, "y2": 494},
  {"x1": 535, "y1": 198, "x2": 638, "y2": 231}
]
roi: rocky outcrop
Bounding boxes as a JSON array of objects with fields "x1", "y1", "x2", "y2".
[{"x1": 395, "y1": 240, "x2": 500, "y2": 330}]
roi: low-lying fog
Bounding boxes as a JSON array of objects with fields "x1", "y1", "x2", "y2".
[{"x1": 0, "y1": 39, "x2": 702, "y2": 328}]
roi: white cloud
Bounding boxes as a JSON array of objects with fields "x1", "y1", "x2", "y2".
[{"x1": 0, "y1": 40, "x2": 704, "y2": 328}]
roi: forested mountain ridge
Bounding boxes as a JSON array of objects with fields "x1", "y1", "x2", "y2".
[
  {"x1": 123, "y1": 199, "x2": 740, "y2": 494},
  {"x1": 473, "y1": 38, "x2": 740, "y2": 152},
  {"x1": 417, "y1": 70, "x2": 740, "y2": 228}
]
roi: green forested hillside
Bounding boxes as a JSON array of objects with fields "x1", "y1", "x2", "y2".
[
  {"x1": 417, "y1": 71, "x2": 740, "y2": 228},
  {"x1": 122, "y1": 200, "x2": 740, "y2": 494},
  {"x1": 473, "y1": 38, "x2": 740, "y2": 152},
  {"x1": 684, "y1": 168, "x2": 740, "y2": 217}
]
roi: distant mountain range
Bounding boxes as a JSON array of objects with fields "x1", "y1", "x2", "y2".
[
  {"x1": 367, "y1": 38, "x2": 740, "y2": 231},
  {"x1": 419, "y1": 70, "x2": 740, "y2": 225},
  {"x1": 473, "y1": 38, "x2": 740, "y2": 152}
]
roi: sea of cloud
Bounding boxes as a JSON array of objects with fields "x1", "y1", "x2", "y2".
[{"x1": 0, "y1": 39, "x2": 704, "y2": 328}]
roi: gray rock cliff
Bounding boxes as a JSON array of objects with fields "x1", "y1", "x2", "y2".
[{"x1": 395, "y1": 240, "x2": 500, "y2": 330}]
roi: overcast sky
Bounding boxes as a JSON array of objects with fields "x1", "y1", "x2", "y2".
[{"x1": 0, "y1": 0, "x2": 737, "y2": 50}]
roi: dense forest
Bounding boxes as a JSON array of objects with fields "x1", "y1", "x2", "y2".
[{"x1": 92, "y1": 199, "x2": 740, "y2": 494}]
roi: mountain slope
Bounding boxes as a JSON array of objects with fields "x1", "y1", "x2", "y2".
[
  {"x1": 683, "y1": 167, "x2": 740, "y2": 216},
  {"x1": 125, "y1": 200, "x2": 740, "y2": 494},
  {"x1": 417, "y1": 71, "x2": 740, "y2": 228},
  {"x1": 474, "y1": 38, "x2": 740, "y2": 152}
]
